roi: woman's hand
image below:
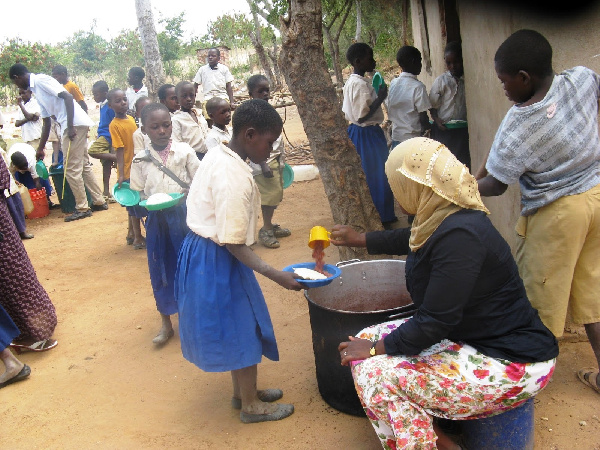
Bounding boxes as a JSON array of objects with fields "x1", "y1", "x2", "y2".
[
  {"x1": 330, "y1": 225, "x2": 367, "y2": 248},
  {"x1": 338, "y1": 337, "x2": 375, "y2": 366}
]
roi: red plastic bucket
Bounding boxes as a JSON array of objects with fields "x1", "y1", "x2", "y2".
[{"x1": 27, "y1": 188, "x2": 49, "y2": 219}]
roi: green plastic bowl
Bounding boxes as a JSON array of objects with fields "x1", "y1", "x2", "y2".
[
  {"x1": 112, "y1": 182, "x2": 141, "y2": 207},
  {"x1": 445, "y1": 120, "x2": 468, "y2": 129},
  {"x1": 35, "y1": 160, "x2": 49, "y2": 179},
  {"x1": 139, "y1": 193, "x2": 185, "y2": 211},
  {"x1": 372, "y1": 71, "x2": 383, "y2": 93},
  {"x1": 283, "y1": 163, "x2": 294, "y2": 189}
]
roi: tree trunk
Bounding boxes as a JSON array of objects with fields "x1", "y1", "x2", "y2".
[
  {"x1": 354, "y1": 0, "x2": 362, "y2": 42},
  {"x1": 279, "y1": 0, "x2": 384, "y2": 262},
  {"x1": 402, "y1": 0, "x2": 411, "y2": 45},
  {"x1": 267, "y1": 38, "x2": 283, "y2": 91},
  {"x1": 323, "y1": 26, "x2": 343, "y2": 88},
  {"x1": 247, "y1": 0, "x2": 276, "y2": 85},
  {"x1": 134, "y1": 0, "x2": 165, "y2": 101}
]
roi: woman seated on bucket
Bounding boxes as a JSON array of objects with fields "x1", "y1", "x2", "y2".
[{"x1": 331, "y1": 137, "x2": 558, "y2": 450}]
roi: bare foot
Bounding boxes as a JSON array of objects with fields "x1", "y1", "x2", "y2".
[
  {"x1": 0, "y1": 363, "x2": 24, "y2": 384},
  {"x1": 152, "y1": 328, "x2": 174, "y2": 345}
]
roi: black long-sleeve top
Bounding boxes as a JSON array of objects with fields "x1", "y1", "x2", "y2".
[{"x1": 366, "y1": 209, "x2": 558, "y2": 363}]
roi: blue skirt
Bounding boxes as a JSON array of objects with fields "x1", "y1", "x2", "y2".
[
  {"x1": 145, "y1": 203, "x2": 188, "y2": 316},
  {"x1": 175, "y1": 233, "x2": 279, "y2": 372},
  {"x1": 348, "y1": 124, "x2": 396, "y2": 223},
  {"x1": 0, "y1": 303, "x2": 20, "y2": 350},
  {"x1": 6, "y1": 194, "x2": 26, "y2": 234}
]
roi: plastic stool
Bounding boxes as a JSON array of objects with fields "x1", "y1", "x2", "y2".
[{"x1": 461, "y1": 398, "x2": 535, "y2": 450}]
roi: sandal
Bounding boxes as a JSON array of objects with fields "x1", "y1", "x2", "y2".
[
  {"x1": 10, "y1": 339, "x2": 58, "y2": 354},
  {"x1": 272, "y1": 224, "x2": 291, "y2": 238},
  {"x1": 259, "y1": 228, "x2": 280, "y2": 249},
  {"x1": 126, "y1": 237, "x2": 134, "y2": 245},
  {"x1": 577, "y1": 368, "x2": 600, "y2": 394},
  {"x1": 0, "y1": 364, "x2": 31, "y2": 389}
]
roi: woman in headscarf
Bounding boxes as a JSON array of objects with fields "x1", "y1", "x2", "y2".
[
  {"x1": 331, "y1": 137, "x2": 558, "y2": 449},
  {"x1": 0, "y1": 153, "x2": 57, "y2": 352}
]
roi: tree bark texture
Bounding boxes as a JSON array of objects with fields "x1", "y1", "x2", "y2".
[
  {"x1": 279, "y1": 0, "x2": 385, "y2": 262},
  {"x1": 134, "y1": 0, "x2": 165, "y2": 101}
]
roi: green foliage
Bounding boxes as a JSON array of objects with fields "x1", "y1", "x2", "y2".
[
  {"x1": 158, "y1": 13, "x2": 185, "y2": 77},
  {"x1": 104, "y1": 30, "x2": 145, "y2": 89},
  {"x1": 61, "y1": 28, "x2": 109, "y2": 76},
  {"x1": 205, "y1": 13, "x2": 254, "y2": 49},
  {"x1": 0, "y1": 38, "x2": 60, "y2": 86}
]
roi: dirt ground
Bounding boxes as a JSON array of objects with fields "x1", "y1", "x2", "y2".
[{"x1": 1, "y1": 104, "x2": 599, "y2": 449}]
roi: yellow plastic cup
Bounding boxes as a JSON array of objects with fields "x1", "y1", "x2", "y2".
[{"x1": 308, "y1": 225, "x2": 330, "y2": 249}]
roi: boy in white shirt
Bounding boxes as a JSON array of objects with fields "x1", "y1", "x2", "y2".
[
  {"x1": 386, "y1": 46, "x2": 432, "y2": 148},
  {"x1": 193, "y1": 48, "x2": 235, "y2": 127},
  {"x1": 15, "y1": 89, "x2": 43, "y2": 148},
  {"x1": 204, "y1": 97, "x2": 232, "y2": 151},
  {"x1": 126, "y1": 67, "x2": 149, "y2": 120},
  {"x1": 172, "y1": 81, "x2": 209, "y2": 159},
  {"x1": 9, "y1": 63, "x2": 106, "y2": 222},
  {"x1": 429, "y1": 41, "x2": 470, "y2": 169}
]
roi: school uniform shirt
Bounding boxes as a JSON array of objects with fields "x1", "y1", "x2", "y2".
[
  {"x1": 97, "y1": 100, "x2": 115, "y2": 143},
  {"x1": 171, "y1": 109, "x2": 209, "y2": 154},
  {"x1": 186, "y1": 143, "x2": 260, "y2": 246},
  {"x1": 342, "y1": 73, "x2": 385, "y2": 127},
  {"x1": 429, "y1": 71, "x2": 467, "y2": 122},
  {"x1": 16, "y1": 97, "x2": 43, "y2": 143},
  {"x1": 486, "y1": 66, "x2": 600, "y2": 216},
  {"x1": 133, "y1": 127, "x2": 151, "y2": 152},
  {"x1": 63, "y1": 80, "x2": 85, "y2": 102},
  {"x1": 28, "y1": 73, "x2": 93, "y2": 132},
  {"x1": 109, "y1": 116, "x2": 137, "y2": 179},
  {"x1": 130, "y1": 141, "x2": 199, "y2": 199},
  {"x1": 125, "y1": 85, "x2": 149, "y2": 113},
  {"x1": 204, "y1": 125, "x2": 231, "y2": 152},
  {"x1": 386, "y1": 72, "x2": 432, "y2": 142},
  {"x1": 193, "y1": 63, "x2": 234, "y2": 101},
  {"x1": 7, "y1": 142, "x2": 38, "y2": 180}
]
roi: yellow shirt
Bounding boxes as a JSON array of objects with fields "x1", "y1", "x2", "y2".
[
  {"x1": 63, "y1": 80, "x2": 84, "y2": 102},
  {"x1": 109, "y1": 116, "x2": 138, "y2": 179}
]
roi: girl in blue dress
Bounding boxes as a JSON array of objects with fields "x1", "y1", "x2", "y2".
[{"x1": 175, "y1": 99, "x2": 302, "y2": 423}]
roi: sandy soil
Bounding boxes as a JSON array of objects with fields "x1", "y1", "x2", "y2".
[{"x1": 1, "y1": 104, "x2": 599, "y2": 449}]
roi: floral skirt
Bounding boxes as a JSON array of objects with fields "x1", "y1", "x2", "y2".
[{"x1": 351, "y1": 318, "x2": 556, "y2": 450}]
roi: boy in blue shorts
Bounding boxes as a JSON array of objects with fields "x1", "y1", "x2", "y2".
[
  {"x1": 88, "y1": 80, "x2": 116, "y2": 201},
  {"x1": 477, "y1": 29, "x2": 600, "y2": 394}
]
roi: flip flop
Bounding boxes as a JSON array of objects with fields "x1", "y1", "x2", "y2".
[
  {"x1": 231, "y1": 389, "x2": 284, "y2": 409},
  {"x1": 240, "y1": 403, "x2": 294, "y2": 424},
  {"x1": 10, "y1": 339, "x2": 58, "y2": 354},
  {"x1": 577, "y1": 368, "x2": 600, "y2": 394},
  {"x1": 133, "y1": 241, "x2": 147, "y2": 250},
  {"x1": 0, "y1": 364, "x2": 31, "y2": 389}
]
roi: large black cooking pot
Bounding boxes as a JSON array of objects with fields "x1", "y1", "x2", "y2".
[{"x1": 304, "y1": 259, "x2": 416, "y2": 416}]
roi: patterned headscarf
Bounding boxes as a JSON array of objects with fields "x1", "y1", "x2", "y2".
[{"x1": 385, "y1": 137, "x2": 489, "y2": 251}]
